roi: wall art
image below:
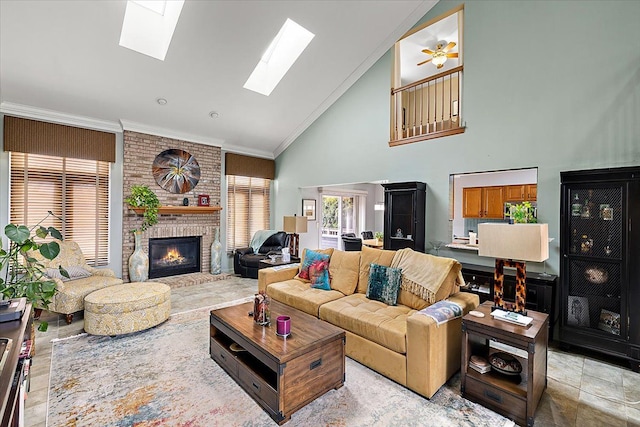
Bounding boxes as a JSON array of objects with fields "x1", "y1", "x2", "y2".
[{"x1": 152, "y1": 149, "x2": 201, "y2": 194}]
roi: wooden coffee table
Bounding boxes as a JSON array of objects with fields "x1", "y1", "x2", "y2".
[{"x1": 209, "y1": 299, "x2": 345, "y2": 424}]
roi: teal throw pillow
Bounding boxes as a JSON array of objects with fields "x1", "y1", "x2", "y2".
[
  {"x1": 366, "y1": 263, "x2": 402, "y2": 305},
  {"x1": 299, "y1": 249, "x2": 331, "y2": 290}
]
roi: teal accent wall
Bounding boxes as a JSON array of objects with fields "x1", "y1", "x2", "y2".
[{"x1": 274, "y1": 0, "x2": 640, "y2": 274}]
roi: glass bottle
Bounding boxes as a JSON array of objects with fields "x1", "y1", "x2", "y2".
[
  {"x1": 571, "y1": 193, "x2": 582, "y2": 217},
  {"x1": 571, "y1": 229, "x2": 578, "y2": 253},
  {"x1": 604, "y1": 235, "x2": 613, "y2": 256},
  {"x1": 581, "y1": 190, "x2": 593, "y2": 219}
]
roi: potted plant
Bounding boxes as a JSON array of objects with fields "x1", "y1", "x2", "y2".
[
  {"x1": 509, "y1": 201, "x2": 537, "y2": 224},
  {"x1": 374, "y1": 231, "x2": 384, "y2": 243},
  {"x1": 125, "y1": 184, "x2": 161, "y2": 232},
  {"x1": 0, "y1": 214, "x2": 66, "y2": 331},
  {"x1": 125, "y1": 185, "x2": 160, "y2": 281}
]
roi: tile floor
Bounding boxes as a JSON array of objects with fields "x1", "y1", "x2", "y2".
[{"x1": 22, "y1": 277, "x2": 640, "y2": 427}]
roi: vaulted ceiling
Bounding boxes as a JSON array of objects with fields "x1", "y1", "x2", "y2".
[{"x1": 0, "y1": 1, "x2": 437, "y2": 158}]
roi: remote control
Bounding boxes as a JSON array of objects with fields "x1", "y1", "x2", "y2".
[{"x1": 469, "y1": 310, "x2": 485, "y2": 318}]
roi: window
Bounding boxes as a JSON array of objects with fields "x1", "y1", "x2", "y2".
[
  {"x1": 226, "y1": 175, "x2": 271, "y2": 251},
  {"x1": 10, "y1": 153, "x2": 110, "y2": 266}
]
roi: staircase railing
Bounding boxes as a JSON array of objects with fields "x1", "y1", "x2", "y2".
[{"x1": 390, "y1": 65, "x2": 464, "y2": 146}]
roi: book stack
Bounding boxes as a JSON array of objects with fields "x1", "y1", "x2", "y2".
[{"x1": 469, "y1": 355, "x2": 491, "y2": 374}]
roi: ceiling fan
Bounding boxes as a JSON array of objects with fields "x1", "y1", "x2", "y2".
[{"x1": 417, "y1": 41, "x2": 458, "y2": 68}]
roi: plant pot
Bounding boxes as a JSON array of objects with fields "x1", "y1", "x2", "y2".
[{"x1": 128, "y1": 230, "x2": 149, "y2": 282}]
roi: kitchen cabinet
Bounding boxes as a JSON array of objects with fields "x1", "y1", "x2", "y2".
[
  {"x1": 383, "y1": 182, "x2": 426, "y2": 252},
  {"x1": 527, "y1": 184, "x2": 537, "y2": 201},
  {"x1": 504, "y1": 184, "x2": 537, "y2": 202},
  {"x1": 463, "y1": 186, "x2": 504, "y2": 219},
  {"x1": 559, "y1": 166, "x2": 640, "y2": 372}
]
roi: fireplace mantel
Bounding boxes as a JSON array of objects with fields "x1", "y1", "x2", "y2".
[{"x1": 129, "y1": 206, "x2": 222, "y2": 215}]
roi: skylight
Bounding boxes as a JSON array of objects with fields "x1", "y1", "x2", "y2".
[
  {"x1": 243, "y1": 18, "x2": 315, "y2": 96},
  {"x1": 119, "y1": 0, "x2": 185, "y2": 61}
]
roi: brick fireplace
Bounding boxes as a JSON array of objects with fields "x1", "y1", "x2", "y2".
[{"x1": 122, "y1": 130, "x2": 221, "y2": 282}]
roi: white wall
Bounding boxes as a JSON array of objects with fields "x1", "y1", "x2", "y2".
[{"x1": 274, "y1": 0, "x2": 640, "y2": 275}]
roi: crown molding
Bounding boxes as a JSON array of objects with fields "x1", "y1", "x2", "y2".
[
  {"x1": 0, "y1": 102, "x2": 122, "y2": 133},
  {"x1": 273, "y1": 0, "x2": 438, "y2": 158},
  {"x1": 119, "y1": 119, "x2": 225, "y2": 147},
  {"x1": 221, "y1": 143, "x2": 274, "y2": 160}
]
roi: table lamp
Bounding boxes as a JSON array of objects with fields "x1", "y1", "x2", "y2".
[
  {"x1": 478, "y1": 223, "x2": 549, "y2": 315},
  {"x1": 283, "y1": 215, "x2": 307, "y2": 258}
]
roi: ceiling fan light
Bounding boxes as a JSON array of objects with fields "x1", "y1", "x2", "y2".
[{"x1": 432, "y1": 54, "x2": 447, "y2": 68}]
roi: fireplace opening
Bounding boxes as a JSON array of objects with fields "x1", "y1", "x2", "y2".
[{"x1": 149, "y1": 236, "x2": 201, "y2": 279}]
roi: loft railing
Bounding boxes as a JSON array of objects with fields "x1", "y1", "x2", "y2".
[{"x1": 390, "y1": 65, "x2": 464, "y2": 146}]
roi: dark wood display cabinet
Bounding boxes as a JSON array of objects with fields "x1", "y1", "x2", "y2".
[
  {"x1": 559, "y1": 166, "x2": 640, "y2": 372},
  {"x1": 460, "y1": 264, "x2": 558, "y2": 340},
  {"x1": 382, "y1": 181, "x2": 426, "y2": 252}
]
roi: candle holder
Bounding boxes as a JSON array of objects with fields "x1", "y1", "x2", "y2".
[{"x1": 276, "y1": 315, "x2": 291, "y2": 337}]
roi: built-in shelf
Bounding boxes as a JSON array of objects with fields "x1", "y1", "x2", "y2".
[{"x1": 129, "y1": 206, "x2": 222, "y2": 215}]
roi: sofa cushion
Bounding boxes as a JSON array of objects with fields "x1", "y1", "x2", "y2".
[
  {"x1": 267, "y1": 279, "x2": 344, "y2": 317},
  {"x1": 357, "y1": 245, "x2": 396, "y2": 294},
  {"x1": 319, "y1": 293, "x2": 414, "y2": 354},
  {"x1": 309, "y1": 255, "x2": 331, "y2": 290},
  {"x1": 329, "y1": 250, "x2": 360, "y2": 295},
  {"x1": 295, "y1": 248, "x2": 334, "y2": 283},
  {"x1": 366, "y1": 263, "x2": 402, "y2": 305},
  {"x1": 47, "y1": 265, "x2": 91, "y2": 282}
]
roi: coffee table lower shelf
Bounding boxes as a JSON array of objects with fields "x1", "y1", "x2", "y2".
[{"x1": 209, "y1": 303, "x2": 345, "y2": 424}]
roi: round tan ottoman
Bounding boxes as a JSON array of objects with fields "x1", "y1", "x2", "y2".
[{"x1": 84, "y1": 282, "x2": 171, "y2": 335}]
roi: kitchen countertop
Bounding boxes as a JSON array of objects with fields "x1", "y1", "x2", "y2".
[{"x1": 445, "y1": 241, "x2": 479, "y2": 251}]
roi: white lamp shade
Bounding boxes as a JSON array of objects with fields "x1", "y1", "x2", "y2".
[
  {"x1": 283, "y1": 216, "x2": 307, "y2": 234},
  {"x1": 478, "y1": 223, "x2": 549, "y2": 262}
]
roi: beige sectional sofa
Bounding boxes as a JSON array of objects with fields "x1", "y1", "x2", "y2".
[{"x1": 258, "y1": 245, "x2": 479, "y2": 399}]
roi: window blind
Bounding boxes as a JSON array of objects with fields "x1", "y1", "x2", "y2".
[
  {"x1": 226, "y1": 175, "x2": 270, "y2": 251},
  {"x1": 10, "y1": 153, "x2": 110, "y2": 266}
]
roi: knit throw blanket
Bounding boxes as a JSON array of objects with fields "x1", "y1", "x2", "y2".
[
  {"x1": 249, "y1": 230, "x2": 278, "y2": 253},
  {"x1": 390, "y1": 248, "x2": 463, "y2": 303}
]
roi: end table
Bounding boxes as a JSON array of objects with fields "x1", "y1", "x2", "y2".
[{"x1": 461, "y1": 301, "x2": 548, "y2": 427}]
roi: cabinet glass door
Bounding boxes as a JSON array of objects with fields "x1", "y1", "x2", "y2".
[{"x1": 564, "y1": 184, "x2": 624, "y2": 337}]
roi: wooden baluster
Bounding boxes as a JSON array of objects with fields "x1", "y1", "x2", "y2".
[
  {"x1": 427, "y1": 82, "x2": 431, "y2": 133},
  {"x1": 448, "y1": 74, "x2": 452, "y2": 128},
  {"x1": 440, "y1": 76, "x2": 444, "y2": 130},
  {"x1": 418, "y1": 83, "x2": 423, "y2": 135}
]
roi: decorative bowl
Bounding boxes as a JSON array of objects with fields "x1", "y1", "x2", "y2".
[
  {"x1": 584, "y1": 266, "x2": 608, "y2": 284},
  {"x1": 489, "y1": 352, "x2": 522, "y2": 375}
]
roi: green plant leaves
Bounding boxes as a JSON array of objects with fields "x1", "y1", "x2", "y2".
[
  {"x1": 5, "y1": 224, "x2": 30, "y2": 244},
  {"x1": 49, "y1": 227, "x2": 63, "y2": 240},
  {"x1": 39, "y1": 241, "x2": 61, "y2": 260},
  {"x1": 1, "y1": 217, "x2": 64, "y2": 321},
  {"x1": 125, "y1": 185, "x2": 160, "y2": 232}
]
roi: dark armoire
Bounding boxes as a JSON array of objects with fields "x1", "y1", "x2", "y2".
[
  {"x1": 559, "y1": 166, "x2": 640, "y2": 372},
  {"x1": 382, "y1": 181, "x2": 426, "y2": 252}
]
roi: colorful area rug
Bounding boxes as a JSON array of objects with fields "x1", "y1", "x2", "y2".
[{"x1": 47, "y1": 299, "x2": 513, "y2": 427}]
